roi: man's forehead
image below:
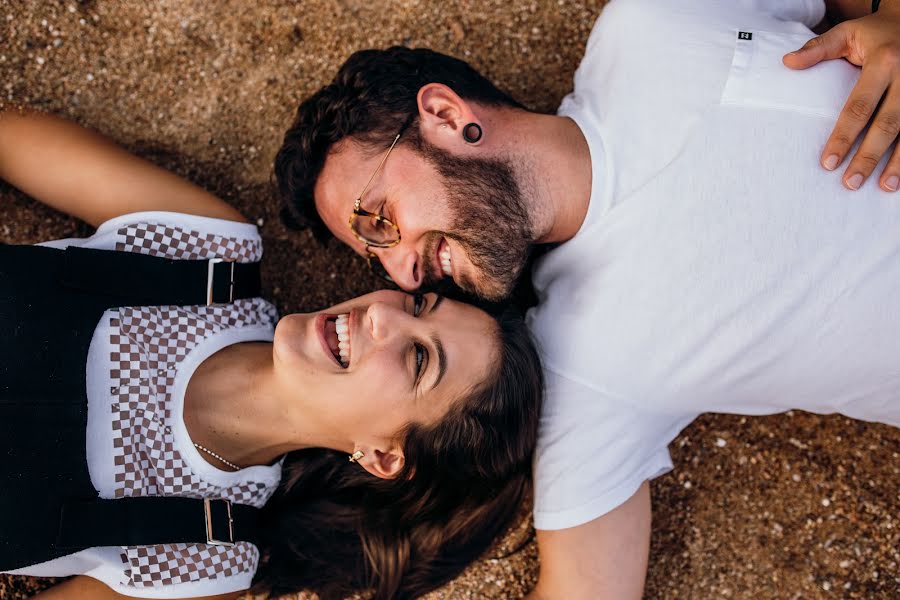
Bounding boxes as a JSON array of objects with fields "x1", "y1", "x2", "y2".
[{"x1": 314, "y1": 141, "x2": 374, "y2": 242}]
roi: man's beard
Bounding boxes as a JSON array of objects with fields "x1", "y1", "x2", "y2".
[{"x1": 417, "y1": 140, "x2": 532, "y2": 301}]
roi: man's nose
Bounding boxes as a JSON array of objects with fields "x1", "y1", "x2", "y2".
[{"x1": 371, "y1": 244, "x2": 421, "y2": 291}]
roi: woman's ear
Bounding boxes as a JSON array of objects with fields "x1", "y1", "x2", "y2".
[
  {"x1": 416, "y1": 83, "x2": 480, "y2": 146},
  {"x1": 356, "y1": 445, "x2": 405, "y2": 479}
]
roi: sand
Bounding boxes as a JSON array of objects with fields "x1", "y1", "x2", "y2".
[{"x1": 0, "y1": 1, "x2": 898, "y2": 598}]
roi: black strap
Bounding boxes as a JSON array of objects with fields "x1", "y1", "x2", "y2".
[
  {"x1": 59, "y1": 246, "x2": 261, "y2": 307},
  {"x1": 49, "y1": 246, "x2": 263, "y2": 549},
  {"x1": 57, "y1": 497, "x2": 260, "y2": 548}
]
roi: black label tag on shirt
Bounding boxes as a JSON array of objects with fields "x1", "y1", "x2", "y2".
[{"x1": 738, "y1": 31, "x2": 753, "y2": 40}]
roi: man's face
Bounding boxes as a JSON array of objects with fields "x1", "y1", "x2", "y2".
[{"x1": 314, "y1": 136, "x2": 532, "y2": 301}]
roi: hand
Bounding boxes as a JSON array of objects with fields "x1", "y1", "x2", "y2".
[{"x1": 783, "y1": 5, "x2": 900, "y2": 192}]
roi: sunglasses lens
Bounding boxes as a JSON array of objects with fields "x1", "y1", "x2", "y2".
[{"x1": 353, "y1": 215, "x2": 399, "y2": 247}]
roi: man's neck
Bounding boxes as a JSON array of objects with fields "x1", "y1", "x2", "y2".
[{"x1": 493, "y1": 109, "x2": 593, "y2": 244}]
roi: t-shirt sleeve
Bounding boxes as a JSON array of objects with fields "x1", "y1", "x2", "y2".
[
  {"x1": 5, "y1": 543, "x2": 257, "y2": 598},
  {"x1": 39, "y1": 210, "x2": 262, "y2": 263},
  {"x1": 532, "y1": 369, "x2": 692, "y2": 531}
]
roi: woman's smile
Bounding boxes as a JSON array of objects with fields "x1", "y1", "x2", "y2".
[{"x1": 317, "y1": 309, "x2": 358, "y2": 369}]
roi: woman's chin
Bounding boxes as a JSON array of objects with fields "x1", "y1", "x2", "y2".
[{"x1": 272, "y1": 313, "x2": 310, "y2": 363}]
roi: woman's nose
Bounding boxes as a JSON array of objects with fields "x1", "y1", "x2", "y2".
[
  {"x1": 371, "y1": 244, "x2": 421, "y2": 292},
  {"x1": 366, "y1": 301, "x2": 411, "y2": 343}
]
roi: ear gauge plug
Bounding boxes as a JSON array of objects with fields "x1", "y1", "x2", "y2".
[{"x1": 463, "y1": 122, "x2": 483, "y2": 143}]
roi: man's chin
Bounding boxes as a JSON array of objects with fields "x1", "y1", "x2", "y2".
[
  {"x1": 460, "y1": 273, "x2": 517, "y2": 302},
  {"x1": 421, "y1": 265, "x2": 517, "y2": 301}
]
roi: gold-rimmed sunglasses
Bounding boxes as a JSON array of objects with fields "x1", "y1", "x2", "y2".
[{"x1": 349, "y1": 115, "x2": 415, "y2": 283}]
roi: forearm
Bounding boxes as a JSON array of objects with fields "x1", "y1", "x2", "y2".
[
  {"x1": 0, "y1": 108, "x2": 129, "y2": 213},
  {"x1": 0, "y1": 109, "x2": 157, "y2": 224},
  {"x1": 530, "y1": 483, "x2": 651, "y2": 600},
  {"x1": 0, "y1": 108, "x2": 244, "y2": 226}
]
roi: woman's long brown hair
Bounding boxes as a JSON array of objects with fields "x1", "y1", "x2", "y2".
[{"x1": 251, "y1": 308, "x2": 543, "y2": 599}]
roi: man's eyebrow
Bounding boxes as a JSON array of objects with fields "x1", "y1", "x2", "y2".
[{"x1": 430, "y1": 334, "x2": 447, "y2": 391}]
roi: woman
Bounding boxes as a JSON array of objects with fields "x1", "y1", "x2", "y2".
[{"x1": 0, "y1": 109, "x2": 543, "y2": 600}]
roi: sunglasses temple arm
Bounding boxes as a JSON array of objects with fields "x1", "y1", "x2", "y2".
[{"x1": 357, "y1": 133, "x2": 402, "y2": 201}]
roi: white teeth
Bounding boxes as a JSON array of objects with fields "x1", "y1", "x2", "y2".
[
  {"x1": 440, "y1": 246, "x2": 452, "y2": 277},
  {"x1": 335, "y1": 314, "x2": 350, "y2": 366}
]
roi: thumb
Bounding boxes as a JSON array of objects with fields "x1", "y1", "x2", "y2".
[{"x1": 782, "y1": 27, "x2": 849, "y2": 69}]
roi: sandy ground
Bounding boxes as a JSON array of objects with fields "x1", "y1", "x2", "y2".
[{"x1": 0, "y1": 1, "x2": 898, "y2": 598}]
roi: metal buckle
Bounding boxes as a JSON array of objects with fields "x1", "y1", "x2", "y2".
[
  {"x1": 206, "y1": 258, "x2": 235, "y2": 306},
  {"x1": 204, "y1": 498, "x2": 235, "y2": 547}
]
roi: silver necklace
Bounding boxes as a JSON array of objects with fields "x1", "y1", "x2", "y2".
[{"x1": 193, "y1": 442, "x2": 241, "y2": 471}]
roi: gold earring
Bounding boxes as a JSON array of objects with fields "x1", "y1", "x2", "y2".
[{"x1": 349, "y1": 450, "x2": 364, "y2": 463}]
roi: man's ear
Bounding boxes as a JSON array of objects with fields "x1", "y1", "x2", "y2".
[
  {"x1": 356, "y1": 445, "x2": 405, "y2": 480},
  {"x1": 416, "y1": 83, "x2": 480, "y2": 146}
]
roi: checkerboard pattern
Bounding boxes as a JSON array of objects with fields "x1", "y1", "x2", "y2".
[
  {"x1": 115, "y1": 222, "x2": 263, "y2": 263},
  {"x1": 121, "y1": 542, "x2": 259, "y2": 587},
  {"x1": 104, "y1": 220, "x2": 278, "y2": 587}
]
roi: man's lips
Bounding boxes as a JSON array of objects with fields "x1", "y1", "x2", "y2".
[{"x1": 434, "y1": 236, "x2": 452, "y2": 281}]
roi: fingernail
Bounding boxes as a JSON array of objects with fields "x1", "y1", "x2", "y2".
[
  {"x1": 886, "y1": 175, "x2": 899, "y2": 191},
  {"x1": 823, "y1": 154, "x2": 839, "y2": 170},
  {"x1": 847, "y1": 173, "x2": 864, "y2": 190}
]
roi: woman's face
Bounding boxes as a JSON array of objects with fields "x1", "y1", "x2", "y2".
[{"x1": 273, "y1": 290, "x2": 498, "y2": 475}]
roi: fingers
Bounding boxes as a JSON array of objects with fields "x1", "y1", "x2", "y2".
[
  {"x1": 844, "y1": 84, "x2": 900, "y2": 190},
  {"x1": 825, "y1": 52, "x2": 900, "y2": 190},
  {"x1": 783, "y1": 26, "x2": 849, "y2": 70},
  {"x1": 821, "y1": 61, "x2": 891, "y2": 182},
  {"x1": 879, "y1": 143, "x2": 900, "y2": 192}
]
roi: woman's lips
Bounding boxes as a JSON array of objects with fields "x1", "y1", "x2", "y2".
[{"x1": 316, "y1": 313, "x2": 343, "y2": 368}]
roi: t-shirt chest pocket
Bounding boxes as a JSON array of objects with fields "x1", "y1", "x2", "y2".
[{"x1": 720, "y1": 29, "x2": 860, "y2": 119}]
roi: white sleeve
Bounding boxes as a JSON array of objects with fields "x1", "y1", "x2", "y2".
[
  {"x1": 532, "y1": 369, "x2": 694, "y2": 531},
  {"x1": 39, "y1": 210, "x2": 262, "y2": 263},
  {"x1": 6, "y1": 544, "x2": 256, "y2": 598}
]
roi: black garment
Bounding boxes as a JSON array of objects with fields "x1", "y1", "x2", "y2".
[
  {"x1": 0, "y1": 244, "x2": 103, "y2": 570},
  {"x1": 0, "y1": 243, "x2": 261, "y2": 571}
]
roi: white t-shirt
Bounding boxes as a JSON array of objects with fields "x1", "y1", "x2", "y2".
[
  {"x1": 3, "y1": 212, "x2": 281, "y2": 598},
  {"x1": 528, "y1": 0, "x2": 900, "y2": 531}
]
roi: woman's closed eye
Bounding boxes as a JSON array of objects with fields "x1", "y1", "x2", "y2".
[
  {"x1": 414, "y1": 342, "x2": 428, "y2": 383},
  {"x1": 411, "y1": 294, "x2": 429, "y2": 386},
  {"x1": 412, "y1": 293, "x2": 425, "y2": 316}
]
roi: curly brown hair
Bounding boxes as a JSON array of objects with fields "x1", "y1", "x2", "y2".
[{"x1": 273, "y1": 46, "x2": 524, "y2": 242}]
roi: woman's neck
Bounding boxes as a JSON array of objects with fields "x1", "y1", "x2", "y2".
[{"x1": 183, "y1": 342, "x2": 310, "y2": 470}]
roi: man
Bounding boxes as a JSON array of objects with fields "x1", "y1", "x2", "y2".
[{"x1": 274, "y1": 0, "x2": 900, "y2": 597}]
